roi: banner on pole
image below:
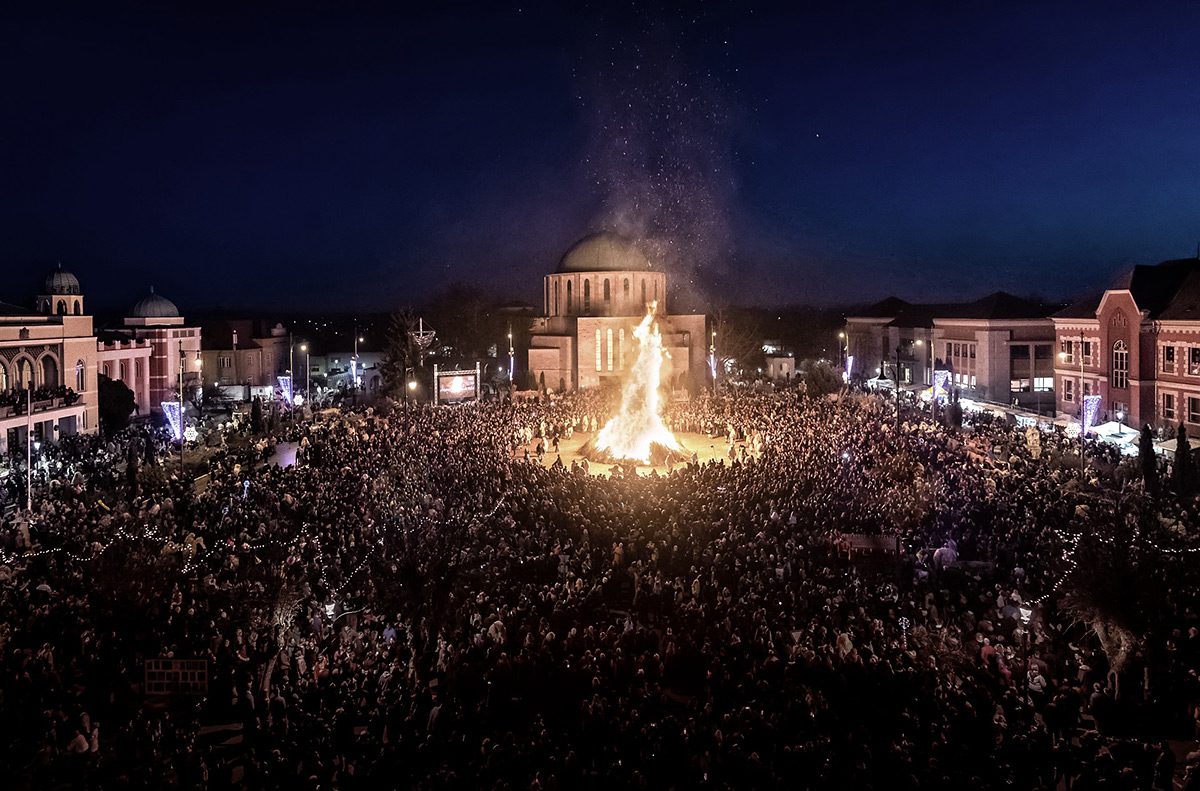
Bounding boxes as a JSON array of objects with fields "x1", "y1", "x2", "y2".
[
  {"x1": 277, "y1": 375, "x2": 293, "y2": 406},
  {"x1": 932, "y1": 370, "x2": 952, "y2": 401},
  {"x1": 1082, "y1": 394, "x2": 1102, "y2": 435},
  {"x1": 162, "y1": 401, "x2": 183, "y2": 441}
]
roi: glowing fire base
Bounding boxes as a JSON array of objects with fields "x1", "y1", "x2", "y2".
[{"x1": 578, "y1": 436, "x2": 690, "y2": 467}]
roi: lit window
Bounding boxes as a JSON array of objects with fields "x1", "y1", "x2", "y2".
[
  {"x1": 1063, "y1": 379, "x2": 1074, "y2": 402},
  {"x1": 1112, "y1": 341, "x2": 1128, "y2": 389},
  {"x1": 619, "y1": 328, "x2": 625, "y2": 369},
  {"x1": 595, "y1": 328, "x2": 601, "y2": 372},
  {"x1": 1163, "y1": 346, "x2": 1176, "y2": 373},
  {"x1": 1190, "y1": 397, "x2": 1200, "y2": 424},
  {"x1": 606, "y1": 328, "x2": 613, "y2": 371},
  {"x1": 1163, "y1": 393, "x2": 1176, "y2": 420}
]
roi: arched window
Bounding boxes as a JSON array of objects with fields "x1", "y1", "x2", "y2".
[
  {"x1": 603, "y1": 279, "x2": 611, "y2": 303},
  {"x1": 0, "y1": 362, "x2": 7, "y2": 390},
  {"x1": 623, "y1": 278, "x2": 630, "y2": 299},
  {"x1": 554, "y1": 281, "x2": 559, "y2": 314},
  {"x1": 119, "y1": 361, "x2": 127, "y2": 382},
  {"x1": 73, "y1": 301, "x2": 81, "y2": 315},
  {"x1": 641, "y1": 280, "x2": 647, "y2": 306},
  {"x1": 619, "y1": 328, "x2": 625, "y2": 369},
  {"x1": 41, "y1": 355, "x2": 59, "y2": 387},
  {"x1": 567, "y1": 281, "x2": 573, "y2": 313},
  {"x1": 135, "y1": 360, "x2": 142, "y2": 381},
  {"x1": 1112, "y1": 340, "x2": 1129, "y2": 389},
  {"x1": 583, "y1": 280, "x2": 591, "y2": 313},
  {"x1": 607, "y1": 328, "x2": 614, "y2": 371},
  {"x1": 654, "y1": 281, "x2": 659, "y2": 302},
  {"x1": 16, "y1": 358, "x2": 33, "y2": 388},
  {"x1": 101, "y1": 363, "x2": 110, "y2": 379},
  {"x1": 595, "y1": 328, "x2": 602, "y2": 372},
  {"x1": 56, "y1": 299, "x2": 66, "y2": 315},
  {"x1": 75, "y1": 360, "x2": 85, "y2": 391}
]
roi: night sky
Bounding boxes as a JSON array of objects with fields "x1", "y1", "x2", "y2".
[{"x1": 4, "y1": 1, "x2": 1200, "y2": 315}]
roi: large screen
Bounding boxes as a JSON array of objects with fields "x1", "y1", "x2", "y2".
[{"x1": 437, "y1": 373, "x2": 478, "y2": 402}]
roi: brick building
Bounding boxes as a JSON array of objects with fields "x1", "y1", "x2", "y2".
[{"x1": 1053, "y1": 257, "x2": 1200, "y2": 431}]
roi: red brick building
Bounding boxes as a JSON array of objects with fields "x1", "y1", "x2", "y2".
[{"x1": 1053, "y1": 258, "x2": 1200, "y2": 431}]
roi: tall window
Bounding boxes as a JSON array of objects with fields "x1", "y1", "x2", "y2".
[
  {"x1": 641, "y1": 280, "x2": 647, "y2": 306},
  {"x1": 0, "y1": 362, "x2": 7, "y2": 390},
  {"x1": 607, "y1": 328, "x2": 614, "y2": 371},
  {"x1": 1164, "y1": 345, "x2": 1176, "y2": 373},
  {"x1": 1063, "y1": 378, "x2": 1074, "y2": 402},
  {"x1": 567, "y1": 281, "x2": 573, "y2": 313},
  {"x1": 75, "y1": 360, "x2": 85, "y2": 391},
  {"x1": 1190, "y1": 347, "x2": 1200, "y2": 376},
  {"x1": 595, "y1": 329, "x2": 602, "y2": 371},
  {"x1": 623, "y1": 278, "x2": 630, "y2": 299},
  {"x1": 583, "y1": 280, "x2": 591, "y2": 313},
  {"x1": 56, "y1": 299, "x2": 66, "y2": 315},
  {"x1": 1190, "y1": 396, "x2": 1200, "y2": 424},
  {"x1": 619, "y1": 328, "x2": 625, "y2": 369},
  {"x1": 1163, "y1": 393, "x2": 1176, "y2": 420},
  {"x1": 554, "y1": 282, "x2": 559, "y2": 314},
  {"x1": 1111, "y1": 340, "x2": 1128, "y2": 389},
  {"x1": 603, "y1": 279, "x2": 611, "y2": 303}
]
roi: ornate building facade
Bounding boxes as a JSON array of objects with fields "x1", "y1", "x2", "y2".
[
  {"x1": 527, "y1": 232, "x2": 708, "y2": 393},
  {"x1": 0, "y1": 267, "x2": 99, "y2": 453}
]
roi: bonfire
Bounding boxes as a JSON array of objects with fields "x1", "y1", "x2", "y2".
[{"x1": 581, "y1": 303, "x2": 687, "y2": 466}]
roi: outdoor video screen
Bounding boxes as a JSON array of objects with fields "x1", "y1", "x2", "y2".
[{"x1": 437, "y1": 373, "x2": 477, "y2": 402}]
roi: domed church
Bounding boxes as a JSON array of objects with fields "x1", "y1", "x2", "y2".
[{"x1": 528, "y1": 232, "x2": 708, "y2": 393}]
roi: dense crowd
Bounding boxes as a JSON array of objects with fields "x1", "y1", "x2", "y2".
[{"x1": 1, "y1": 387, "x2": 1199, "y2": 789}]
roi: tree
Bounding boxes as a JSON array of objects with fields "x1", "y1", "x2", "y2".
[
  {"x1": 251, "y1": 396, "x2": 264, "y2": 434},
  {"x1": 1139, "y1": 424, "x2": 1159, "y2": 497},
  {"x1": 381, "y1": 309, "x2": 428, "y2": 394},
  {"x1": 97, "y1": 374, "x2": 136, "y2": 434},
  {"x1": 423, "y1": 284, "x2": 507, "y2": 364},
  {"x1": 712, "y1": 305, "x2": 763, "y2": 380},
  {"x1": 1174, "y1": 422, "x2": 1193, "y2": 499},
  {"x1": 802, "y1": 359, "x2": 842, "y2": 397}
]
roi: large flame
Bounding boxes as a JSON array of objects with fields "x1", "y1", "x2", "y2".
[{"x1": 594, "y1": 303, "x2": 682, "y2": 464}]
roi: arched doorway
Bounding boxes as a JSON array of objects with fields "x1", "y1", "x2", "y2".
[{"x1": 41, "y1": 355, "x2": 59, "y2": 388}]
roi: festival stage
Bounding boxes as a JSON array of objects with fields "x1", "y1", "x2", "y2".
[{"x1": 518, "y1": 431, "x2": 745, "y2": 476}]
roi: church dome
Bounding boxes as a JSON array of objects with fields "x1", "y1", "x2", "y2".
[
  {"x1": 130, "y1": 287, "x2": 180, "y2": 319},
  {"x1": 44, "y1": 264, "x2": 81, "y2": 295},
  {"x1": 556, "y1": 232, "x2": 652, "y2": 273}
]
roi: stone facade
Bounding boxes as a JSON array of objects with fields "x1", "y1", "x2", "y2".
[{"x1": 528, "y1": 233, "x2": 707, "y2": 393}]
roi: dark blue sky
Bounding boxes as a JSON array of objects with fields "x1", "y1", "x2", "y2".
[{"x1": 3, "y1": 1, "x2": 1200, "y2": 314}]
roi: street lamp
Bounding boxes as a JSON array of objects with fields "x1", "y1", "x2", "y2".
[
  {"x1": 507, "y1": 326, "x2": 515, "y2": 383},
  {"x1": 299, "y1": 343, "x2": 310, "y2": 408}
]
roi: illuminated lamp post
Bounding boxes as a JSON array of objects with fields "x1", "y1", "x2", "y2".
[
  {"x1": 178, "y1": 338, "x2": 185, "y2": 478},
  {"x1": 894, "y1": 345, "x2": 903, "y2": 433},
  {"x1": 25, "y1": 373, "x2": 33, "y2": 513},
  {"x1": 407, "y1": 378, "x2": 417, "y2": 412},
  {"x1": 507, "y1": 326, "x2": 515, "y2": 384},
  {"x1": 300, "y1": 343, "x2": 310, "y2": 409}
]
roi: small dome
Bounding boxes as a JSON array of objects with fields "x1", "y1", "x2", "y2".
[
  {"x1": 130, "y1": 287, "x2": 180, "y2": 319},
  {"x1": 44, "y1": 263, "x2": 81, "y2": 295},
  {"x1": 556, "y1": 232, "x2": 653, "y2": 273}
]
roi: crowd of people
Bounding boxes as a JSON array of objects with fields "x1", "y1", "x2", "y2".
[{"x1": 1, "y1": 386, "x2": 1199, "y2": 788}]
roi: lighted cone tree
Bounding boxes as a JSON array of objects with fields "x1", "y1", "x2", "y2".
[{"x1": 582, "y1": 303, "x2": 685, "y2": 465}]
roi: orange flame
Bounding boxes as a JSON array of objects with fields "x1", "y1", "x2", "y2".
[{"x1": 594, "y1": 302, "x2": 682, "y2": 463}]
